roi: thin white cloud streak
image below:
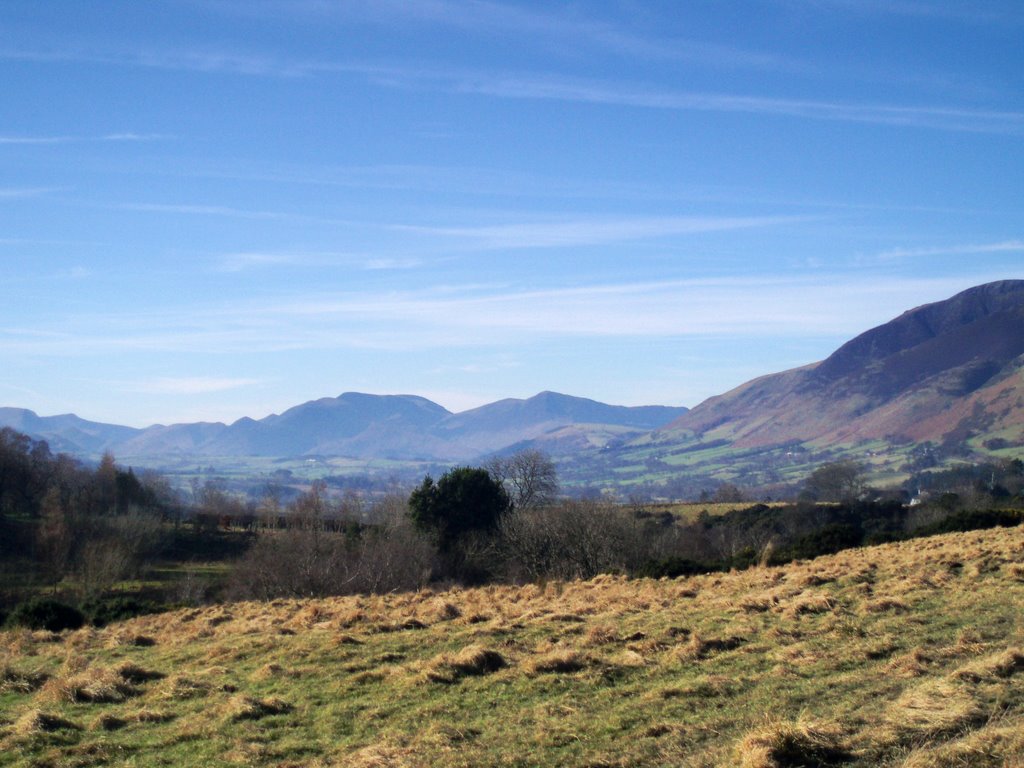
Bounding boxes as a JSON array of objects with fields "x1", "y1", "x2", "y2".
[
  {"x1": 200, "y1": 0, "x2": 801, "y2": 73},
  {"x1": 792, "y1": 0, "x2": 1022, "y2": 25},
  {"x1": 215, "y1": 252, "x2": 298, "y2": 272},
  {"x1": 128, "y1": 377, "x2": 261, "y2": 395},
  {"x1": 437, "y1": 70, "x2": 1024, "y2": 135},
  {"x1": 2, "y1": 274, "x2": 1013, "y2": 357},
  {"x1": 212, "y1": 250, "x2": 419, "y2": 273},
  {"x1": 0, "y1": 133, "x2": 167, "y2": 145},
  {"x1": 0, "y1": 187, "x2": 58, "y2": 199},
  {"x1": 395, "y1": 215, "x2": 808, "y2": 249},
  {"x1": 116, "y1": 202, "x2": 342, "y2": 224},
  {"x1": 875, "y1": 240, "x2": 1024, "y2": 261},
  {"x1": 55, "y1": 267, "x2": 91, "y2": 280},
  {"x1": 4, "y1": 42, "x2": 1016, "y2": 135},
  {"x1": 0, "y1": 45, "x2": 333, "y2": 79}
]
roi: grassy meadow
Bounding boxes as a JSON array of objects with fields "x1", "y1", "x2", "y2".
[{"x1": 1, "y1": 525, "x2": 1023, "y2": 767}]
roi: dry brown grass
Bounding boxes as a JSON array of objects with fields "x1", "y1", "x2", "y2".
[
  {"x1": 11, "y1": 709, "x2": 81, "y2": 736},
  {"x1": 1, "y1": 524, "x2": 1022, "y2": 767},
  {"x1": 734, "y1": 718, "x2": 850, "y2": 767},
  {"x1": 38, "y1": 664, "x2": 140, "y2": 704},
  {"x1": 886, "y1": 679, "x2": 986, "y2": 740},
  {"x1": 862, "y1": 597, "x2": 910, "y2": 614},
  {"x1": 0, "y1": 662, "x2": 48, "y2": 694},
  {"x1": 223, "y1": 694, "x2": 293, "y2": 721},
  {"x1": 523, "y1": 648, "x2": 588, "y2": 674},
  {"x1": 422, "y1": 644, "x2": 508, "y2": 683}
]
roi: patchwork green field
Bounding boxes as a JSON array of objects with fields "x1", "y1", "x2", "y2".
[{"x1": 2, "y1": 526, "x2": 1023, "y2": 767}]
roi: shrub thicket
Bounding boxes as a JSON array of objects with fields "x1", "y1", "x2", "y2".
[{"x1": 6, "y1": 599, "x2": 85, "y2": 632}]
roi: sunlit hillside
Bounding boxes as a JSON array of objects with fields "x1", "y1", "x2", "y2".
[{"x1": 2, "y1": 525, "x2": 1023, "y2": 767}]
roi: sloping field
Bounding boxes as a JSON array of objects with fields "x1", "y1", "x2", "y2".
[{"x1": 2, "y1": 526, "x2": 1023, "y2": 767}]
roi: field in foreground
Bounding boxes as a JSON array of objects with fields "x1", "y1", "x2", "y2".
[{"x1": 1, "y1": 527, "x2": 1023, "y2": 767}]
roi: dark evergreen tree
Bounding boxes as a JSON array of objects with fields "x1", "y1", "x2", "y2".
[{"x1": 408, "y1": 466, "x2": 510, "y2": 552}]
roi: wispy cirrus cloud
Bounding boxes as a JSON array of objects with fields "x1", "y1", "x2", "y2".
[
  {"x1": 214, "y1": 252, "x2": 299, "y2": 272},
  {"x1": 213, "y1": 250, "x2": 422, "y2": 273},
  {"x1": 0, "y1": 132, "x2": 167, "y2": 145},
  {"x1": 874, "y1": 240, "x2": 1024, "y2": 261},
  {"x1": 203, "y1": 0, "x2": 799, "y2": 72},
  {"x1": 395, "y1": 215, "x2": 807, "y2": 249},
  {"x1": 0, "y1": 187, "x2": 59, "y2": 199},
  {"x1": 6, "y1": 273, "x2": 1005, "y2": 359},
  {"x1": 428, "y1": 69, "x2": 1024, "y2": 135},
  {"x1": 128, "y1": 377, "x2": 262, "y2": 395},
  {"x1": 55, "y1": 267, "x2": 92, "y2": 280},
  {"x1": 792, "y1": 0, "x2": 1023, "y2": 25},
  {"x1": 0, "y1": 44, "x2": 335, "y2": 78},
  {"x1": 116, "y1": 202, "x2": 332, "y2": 223}
]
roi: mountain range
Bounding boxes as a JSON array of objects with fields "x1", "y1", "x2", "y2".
[
  {"x1": 4, "y1": 280, "x2": 1023, "y2": 491},
  {"x1": 0, "y1": 391, "x2": 687, "y2": 465}
]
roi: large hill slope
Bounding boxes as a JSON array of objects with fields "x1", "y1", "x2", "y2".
[
  {"x1": 664, "y1": 280, "x2": 1024, "y2": 448},
  {"x1": 583, "y1": 280, "x2": 1024, "y2": 492}
]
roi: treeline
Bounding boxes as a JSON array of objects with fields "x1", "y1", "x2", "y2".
[
  {"x1": 3, "y1": 424, "x2": 1023, "y2": 630},
  {"x1": 910, "y1": 458, "x2": 1024, "y2": 506},
  {"x1": 223, "y1": 460, "x2": 1024, "y2": 601},
  {"x1": 0, "y1": 428, "x2": 175, "y2": 615}
]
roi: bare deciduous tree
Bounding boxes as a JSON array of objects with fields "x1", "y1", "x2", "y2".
[{"x1": 484, "y1": 449, "x2": 558, "y2": 510}]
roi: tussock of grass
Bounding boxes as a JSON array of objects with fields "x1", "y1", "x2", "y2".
[
  {"x1": 740, "y1": 594, "x2": 779, "y2": 613},
  {"x1": 614, "y1": 649, "x2": 646, "y2": 668},
  {"x1": 584, "y1": 623, "x2": 618, "y2": 645},
  {"x1": 951, "y1": 647, "x2": 1024, "y2": 682},
  {"x1": 432, "y1": 600, "x2": 462, "y2": 621},
  {"x1": 887, "y1": 647, "x2": 933, "y2": 678},
  {"x1": 524, "y1": 648, "x2": 588, "y2": 674},
  {"x1": 224, "y1": 694, "x2": 293, "y2": 721},
  {"x1": 897, "y1": 714, "x2": 1024, "y2": 768},
  {"x1": 133, "y1": 708, "x2": 174, "y2": 723},
  {"x1": 862, "y1": 597, "x2": 909, "y2": 613},
  {"x1": 155, "y1": 673, "x2": 210, "y2": 700},
  {"x1": 887, "y1": 679, "x2": 986, "y2": 740},
  {"x1": 115, "y1": 661, "x2": 164, "y2": 684},
  {"x1": 673, "y1": 632, "x2": 745, "y2": 662},
  {"x1": 423, "y1": 644, "x2": 507, "y2": 683},
  {"x1": 40, "y1": 665, "x2": 139, "y2": 704},
  {"x1": 251, "y1": 662, "x2": 299, "y2": 681},
  {"x1": 735, "y1": 718, "x2": 850, "y2": 768},
  {"x1": 349, "y1": 743, "x2": 418, "y2": 768},
  {"x1": 13, "y1": 709, "x2": 81, "y2": 735},
  {"x1": 0, "y1": 663, "x2": 48, "y2": 694},
  {"x1": 92, "y1": 712, "x2": 129, "y2": 731},
  {"x1": 782, "y1": 593, "x2": 837, "y2": 617}
]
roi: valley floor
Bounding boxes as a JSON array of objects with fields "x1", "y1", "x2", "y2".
[{"x1": 2, "y1": 526, "x2": 1023, "y2": 767}]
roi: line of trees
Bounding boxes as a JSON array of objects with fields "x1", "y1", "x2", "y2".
[{"x1": 4, "y1": 423, "x2": 1023, "y2": 621}]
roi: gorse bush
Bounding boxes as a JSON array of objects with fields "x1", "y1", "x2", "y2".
[
  {"x1": 6, "y1": 598, "x2": 85, "y2": 632},
  {"x1": 82, "y1": 596, "x2": 164, "y2": 628}
]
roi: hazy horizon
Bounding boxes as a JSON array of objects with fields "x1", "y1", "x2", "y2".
[{"x1": 3, "y1": 1, "x2": 1022, "y2": 428}]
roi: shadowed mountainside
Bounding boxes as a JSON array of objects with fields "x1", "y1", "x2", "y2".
[{"x1": 657, "y1": 280, "x2": 1024, "y2": 449}]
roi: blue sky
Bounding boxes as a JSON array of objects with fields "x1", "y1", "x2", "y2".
[{"x1": 2, "y1": 0, "x2": 1022, "y2": 427}]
